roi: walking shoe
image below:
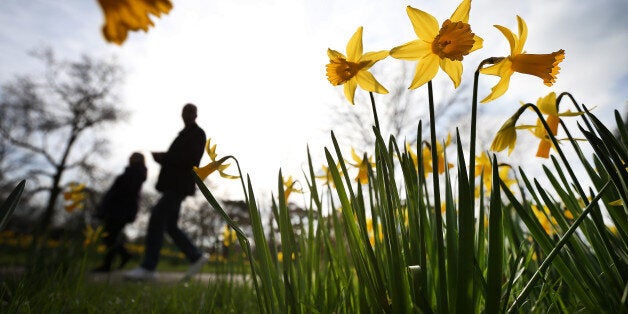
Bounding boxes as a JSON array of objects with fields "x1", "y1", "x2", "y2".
[
  {"x1": 123, "y1": 266, "x2": 156, "y2": 281},
  {"x1": 182, "y1": 254, "x2": 209, "y2": 281}
]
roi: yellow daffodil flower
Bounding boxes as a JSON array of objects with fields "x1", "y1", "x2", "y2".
[
  {"x1": 390, "y1": 1, "x2": 483, "y2": 89},
  {"x1": 474, "y1": 152, "x2": 517, "y2": 197},
  {"x1": 63, "y1": 182, "x2": 87, "y2": 212},
  {"x1": 83, "y1": 224, "x2": 105, "y2": 248},
  {"x1": 283, "y1": 176, "x2": 303, "y2": 202},
  {"x1": 97, "y1": 0, "x2": 173, "y2": 45},
  {"x1": 480, "y1": 16, "x2": 565, "y2": 103},
  {"x1": 609, "y1": 199, "x2": 624, "y2": 206},
  {"x1": 528, "y1": 92, "x2": 583, "y2": 158},
  {"x1": 347, "y1": 148, "x2": 375, "y2": 184},
  {"x1": 222, "y1": 225, "x2": 237, "y2": 247},
  {"x1": 531, "y1": 205, "x2": 572, "y2": 235},
  {"x1": 407, "y1": 136, "x2": 454, "y2": 176},
  {"x1": 316, "y1": 164, "x2": 342, "y2": 187},
  {"x1": 194, "y1": 138, "x2": 239, "y2": 181},
  {"x1": 326, "y1": 26, "x2": 389, "y2": 104},
  {"x1": 491, "y1": 115, "x2": 519, "y2": 155}
]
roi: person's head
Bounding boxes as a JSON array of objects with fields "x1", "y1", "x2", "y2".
[
  {"x1": 182, "y1": 103, "x2": 198, "y2": 127},
  {"x1": 129, "y1": 152, "x2": 145, "y2": 166}
]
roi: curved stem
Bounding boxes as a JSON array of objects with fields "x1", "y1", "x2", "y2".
[
  {"x1": 520, "y1": 104, "x2": 586, "y2": 201},
  {"x1": 469, "y1": 58, "x2": 499, "y2": 205},
  {"x1": 428, "y1": 80, "x2": 448, "y2": 313},
  {"x1": 369, "y1": 92, "x2": 380, "y2": 131}
]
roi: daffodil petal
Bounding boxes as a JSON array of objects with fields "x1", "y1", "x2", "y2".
[
  {"x1": 440, "y1": 58, "x2": 463, "y2": 88},
  {"x1": 390, "y1": 40, "x2": 431, "y2": 61},
  {"x1": 327, "y1": 49, "x2": 346, "y2": 60},
  {"x1": 344, "y1": 79, "x2": 358, "y2": 105},
  {"x1": 537, "y1": 92, "x2": 557, "y2": 115},
  {"x1": 356, "y1": 71, "x2": 388, "y2": 94},
  {"x1": 409, "y1": 54, "x2": 439, "y2": 89},
  {"x1": 406, "y1": 5, "x2": 439, "y2": 41},
  {"x1": 557, "y1": 110, "x2": 584, "y2": 117},
  {"x1": 361, "y1": 50, "x2": 389, "y2": 68},
  {"x1": 494, "y1": 25, "x2": 517, "y2": 54},
  {"x1": 481, "y1": 71, "x2": 513, "y2": 103},
  {"x1": 470, "y1": 35, "x2": 483, "y2": 52},
  {"x1": 450, "y1": 0, "x2": 471, "y2": 23},
  {"x1": 347, "y1": 26, "x2": 363, "y2": 62},
  {"x1": 515, "y1": 15, "x2": 528, "y2": 55}
]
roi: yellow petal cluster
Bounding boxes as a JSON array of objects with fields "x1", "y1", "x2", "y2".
[
  {"x1": 222, "y1": 225, "x2": 237, "y2": 247},
  {"x1": 347, "y1": 148, "x2": 375, "y2": 184},
  {"x1": 193, "y1": 138, "x2": 239, "y2": 181},
  {"x1": 63, "y1": 182, "x2": 87, "y2": 212},
  {"x1": 480, "y1": 16, "x2": 565, "y2": 103},
  {"x1": 390, "y1": 0, "x2": 483, "y2": 89},
  {"x1": 326, "y1": 27, "x2": 389, "y2": 104},
  {"x1": 474, "y1": 152, "x2": 517, "y2": 197},
  {"x1": 283, "y1": 176, "x2": 303, "y2": 202},
  {"x1": 97, "y1": 0, "x2": 173, "y2": 45},
  {"x1": 407, "y1": 135, "x2": 454, "y2": 176}
]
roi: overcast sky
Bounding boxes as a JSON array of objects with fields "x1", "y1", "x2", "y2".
[{"x1": 1, "y1": 0, "x2": 626, "y2": 202}]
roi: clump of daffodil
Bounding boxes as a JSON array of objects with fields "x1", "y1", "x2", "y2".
[
  {"x1": 194, "y1": 138, "x2": 239, "y2": 181},
  {"x1": 326, "y1": 26, "x2": 389, "y2": 105},
  {"x1": 347, "y1": 148, "x2": 375, "y2": 184},
  {"x1": 406, "y1": 136, "x2": 454, "y2": 176},
  {"x1": 474, "y1": 152, "x2": 517, "y2": 197},
  {"x1": 97, "y1": 0, "x2": 173, "y2": 45},
  {"x1": 63, "y1": 182, "x2": 87, "y2": 212},
  {"x1": 390, "y1": 0, "x2": 483, "y2": 89},
  {"x1": 480, "y1": 16, "x2": 565, "y2": 103},
  {"x1": 283, "y1": 175, "x2": 303, "y2": 203},
  {"x1": 222, "y1": 225, "x2": 237, "y2": 247}
]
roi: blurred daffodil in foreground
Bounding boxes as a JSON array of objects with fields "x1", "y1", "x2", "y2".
[
  {"x1": 480, "y1": 16, "x2": 565, "y2": 103},
  {"x1": 283, "y1": 176, "x2": 303, "y2": 202},
  {"x1": 222, "y1": 225, "x2": 237, "y2": 247},
  {"x1": 347, "y1": 148, "x2": 375, "y2": 184},
  {"x1": 326, "y1": 26, "x2": 389, "y2": 105},
  {"x1": 390, "y1": 0, "x2": 483, "y2": 89},
  {"x1": 97, "y1": 0, "x2": 173, "y2": 45},
  {"x1": 63, "y1": 182, "x2": 87, "y2": 212},
  {"x1": 193, "y1": 138, "x2": 239, "y2": 180}
]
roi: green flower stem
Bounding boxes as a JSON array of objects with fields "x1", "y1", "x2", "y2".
[
  {"x1": 427, "y1": 80, "x2": 448, "y2": 313},
  {"x1": 369, "y1": 92, "x2": 380, "y2": 131},
  {"x1": 557, "y1": 92, "x2": 594, "y2": 133},
  {"x1": 470, "y1": 58, "x2": 500, "y2": 208},
  {"x1": 508, "y1": 181, "x2": 611, "y2": 313}
]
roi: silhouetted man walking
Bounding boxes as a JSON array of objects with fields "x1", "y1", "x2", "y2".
[{"x1": 125, "y1": 103, "x2": 208, "y2": 281}]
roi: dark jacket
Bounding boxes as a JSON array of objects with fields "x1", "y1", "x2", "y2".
[
  {"x1": 96, "y1": 164, "x2": 147, "y2": 224},
  {"x1": 155, "y1": 123, "x2": 206, "y2": 196}
]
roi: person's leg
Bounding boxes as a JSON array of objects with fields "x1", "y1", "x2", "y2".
[
  {"x1": 164, "y1": 194, "x2": 202, "y2": 263},
  {"x1": 140, "y1": 192, "x2": 175, "y2": 271}
]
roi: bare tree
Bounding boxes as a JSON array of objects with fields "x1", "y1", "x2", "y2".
[{"x1": 0, "y1": 47, "x2": 126, "y2": 230}]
